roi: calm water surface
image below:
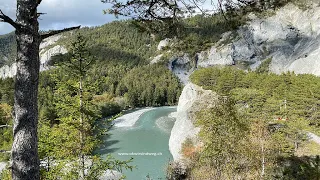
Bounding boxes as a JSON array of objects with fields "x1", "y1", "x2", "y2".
[{"x1": 96, "y1": 107, "x2": 176, "y2": 179}]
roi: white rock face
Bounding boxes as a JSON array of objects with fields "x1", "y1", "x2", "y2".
[
  {"x1": 213, "y1": 3, "x2": 320, "y2": 75},
  {"x1": 246, "y1": 3, "x2": 320, "y2": 74},
  {"x1": 40, "y1": 35, "x2": 62, "y2": 49},
  {"x1": 99, "y1": 170, "x2": 122, "y2": 180},
  {"x1": 0, "y1": 35, "x2": 67, "y2": 79},
  {"x1": 157, "y1": 38, "x2": 171, "y2": 50},
  {"x1": 39, "y1": 45, "x2": 67, "y2": 71},
  {"x1": 169, "y1": 3, "x2": 320, "y2": 161},
  {"x1": 0, "y1": 162, "x2": 6, "y2": 174},
  {"x1": 164, "y1": 3, "x2": 320, "y2": 84},
  {"x1": 169, "y1": 83, "x2": 218, "y2": 161},
  {"x1": 0, "y1": 64, "x2": 17, "y2": 78},
  {"x1": 150, "y1": 54, "x2": 164, "y2": 64},
  {"x1": 307, "y1": 132, "x2": 320, "y2": 145},
  {"x1": 198, "y1": 45, "x2": 234, "y2": 67},
  {"x1": 168, "y1": 54, "x2": 194, "y2": 85}
]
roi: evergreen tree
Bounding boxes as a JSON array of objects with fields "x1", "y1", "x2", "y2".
[
  {"x1": 194, "y1": 98, "x2": 251, "y2": 179},
  {"x1": 0, "y1": 1, "x2": 80, "y2": 178},
  {"x1": 38, "y1": 34, "x2": 133, "y2": 179}
]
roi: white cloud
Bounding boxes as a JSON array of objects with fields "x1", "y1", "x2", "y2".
[{"x1": 0, "y1": 0, "x2": 117, "y2": 35}]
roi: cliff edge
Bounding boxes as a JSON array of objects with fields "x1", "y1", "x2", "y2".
[{"x1": 169, "y1": 83, "x2": 218, "y2": 161}]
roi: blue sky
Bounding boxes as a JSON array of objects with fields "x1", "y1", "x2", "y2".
[
  {"x1": 0, "y1": 0, "x2": 218, "y2": 35},
  {"x1": 0, "y1": 0, "x2": 120, "y2": 35}
]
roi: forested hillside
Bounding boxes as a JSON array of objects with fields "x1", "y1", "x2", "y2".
[
  {"x1": 0, "y1": 20, "x2": 158, "y2": 68},
  {"x1": 0, "y1": 20, "x2": 182, "y2": 169},
  {"x1": 55, "y1": 21, "x2": 157, "y2": 66},
  {"x1": 0, "y1": 33, "x2": 15, "y2": 67},
  {"x1": 1, "y1": 0, "x2": 320, "y2": 178},
  {"x1": 174, "y1": 66, "x2": 320, "y2": 179},
  {"x1": 191, "y1": 66, "x2": 320, "y2": 126}
]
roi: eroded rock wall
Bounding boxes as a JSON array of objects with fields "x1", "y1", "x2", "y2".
[
  {"x1": 0, "y1": 35, "x2": 67, "y2": 79},
  {"x1": 169, "y1": 83, "x2": 218, "y2": 161}
]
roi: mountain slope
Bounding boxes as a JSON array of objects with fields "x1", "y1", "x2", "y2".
[
  {"x1": 3, "y1": 3, "x2": 320, "y2": 80},
  {"x1": 153, "y1": 2, "x2": 320, "y2": 84},
  {"x1": 0, "y1": 32, "x2": 16, "y2": 67},
  {"x1": 0, "y1": 20, "x2": 158, "y2": 79}
]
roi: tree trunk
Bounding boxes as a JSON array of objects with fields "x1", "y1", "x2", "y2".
[
  {"x1": 0, "y1": 1, "x2": 79, "y2": 179},
  {"x1": 79, "y1": 74, "x2": 85, "y2": 179},
  {"x1": 12, "y1": 0, "x2": 40, "y2": 179}
]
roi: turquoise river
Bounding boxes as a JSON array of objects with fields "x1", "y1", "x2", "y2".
[{"x1": 96, "y1": 107, "x2": 177, "y2": 179}]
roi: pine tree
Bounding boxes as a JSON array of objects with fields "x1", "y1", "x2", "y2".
[
  {"x1": 38, "y1": 34, "x2": 133, "y2": 179},
  {"x1": 51, "y1": 34, "x2": 97, "y2": 179}
]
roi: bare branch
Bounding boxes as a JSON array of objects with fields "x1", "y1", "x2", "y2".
[
  {"x1": 0, "y1": 124, "x2": 11, "y2": 128},
  {"x1": 0, "y1": 9, "x2": 20, "y2": 29},
  {"x1": 37, "y1": 0, "x2": 43, "y2": 6},
  {"x1": 37, "y1": 12, "x2": 47, "y2": 18},
  {"x1": 41, "y1": 26, "x2": 81, "y2": 40},
  {"x1": 31, "y1": 0, "x2": 43, "y2": 17},
  {"x1": 0, "y1": 150, "x2": 11, "y2": 153},
  {"x1": 190, "y1": 0, "x2": 205, "y2": 14}
]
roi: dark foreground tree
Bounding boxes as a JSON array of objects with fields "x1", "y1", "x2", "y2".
[
  {"x1": 0, "y1": 1, "x2": 79, "y2": 179},
  {"x1": 103, "y1": 0, "x2": 292, "y2": 36}
]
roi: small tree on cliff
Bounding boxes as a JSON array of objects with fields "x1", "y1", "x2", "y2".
[{"x1": 0, "y1": 1, "x2": 79, "y2": 179}]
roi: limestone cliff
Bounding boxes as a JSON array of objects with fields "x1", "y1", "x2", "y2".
[
  {"x1": 169, "y1": 83, "x2": 218, "y2": 161},
  {"x1": 0, "y1": 162, "x2": 6, "y2": 174},
  {"x1": 169, "y1": 2, "x2": 320, "y2": 161},
  {"x1": 0, "y1": 35, "x2": 67, "y2": 79},
  {"x1": 158, "y1": 2, "x2": 320, "y2": 84}
]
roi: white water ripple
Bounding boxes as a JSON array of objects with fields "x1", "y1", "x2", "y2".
[{"x1": 113, "y1": 108, "x2": 155, "y2": 127}]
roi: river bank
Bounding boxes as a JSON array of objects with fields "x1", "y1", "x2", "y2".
[{"x1": 112, "y1": 107, "x2": 156, "y2": 127}]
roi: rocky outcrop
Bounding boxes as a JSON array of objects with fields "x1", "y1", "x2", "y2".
[
  {"x1": 159, "y1": 3, "x2": 320, "y2": 84},
  {"x1": 39, "y1": 35, "x2": 62, "y2": 49},
  {"x1": 0, "y1": 35, "x2": 67, "y2": 79},
  {"x1": 197, "y1": 45, "x2": 234, "y2": 67},
  {"x1": 169, "y1": 83, "x2": 218, "y2": 161},
  {"x1": 169, "y1": 3, "x2": 320, "y2": 160},
  {"x1": 99, "y1": 170, "x2": 122, "y2": 180},
  {"x1": 307, "y1": 132, "x2": 320, "y2": 145},
  {"x1": 0, "y1": 64, "x2": 17, "y2": 79},
  {"x1": 0, "y1": 162, "x2": 6, "y2": 174},
  {"x1": 157, "y1": 38, "x2": 171, "y2": 50},
  {"x1": 150, "y1": 54, "x2": 164, "y2": 64},
  {"x1": 168, "y1": 54, "x2": 194, "y2": 85},
  {"x1": 196, "y1": 3, "x2": 320, "y2": 76},
  {"x1": 39, "y1": 45, "x2": 67, "y2": 71}
]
